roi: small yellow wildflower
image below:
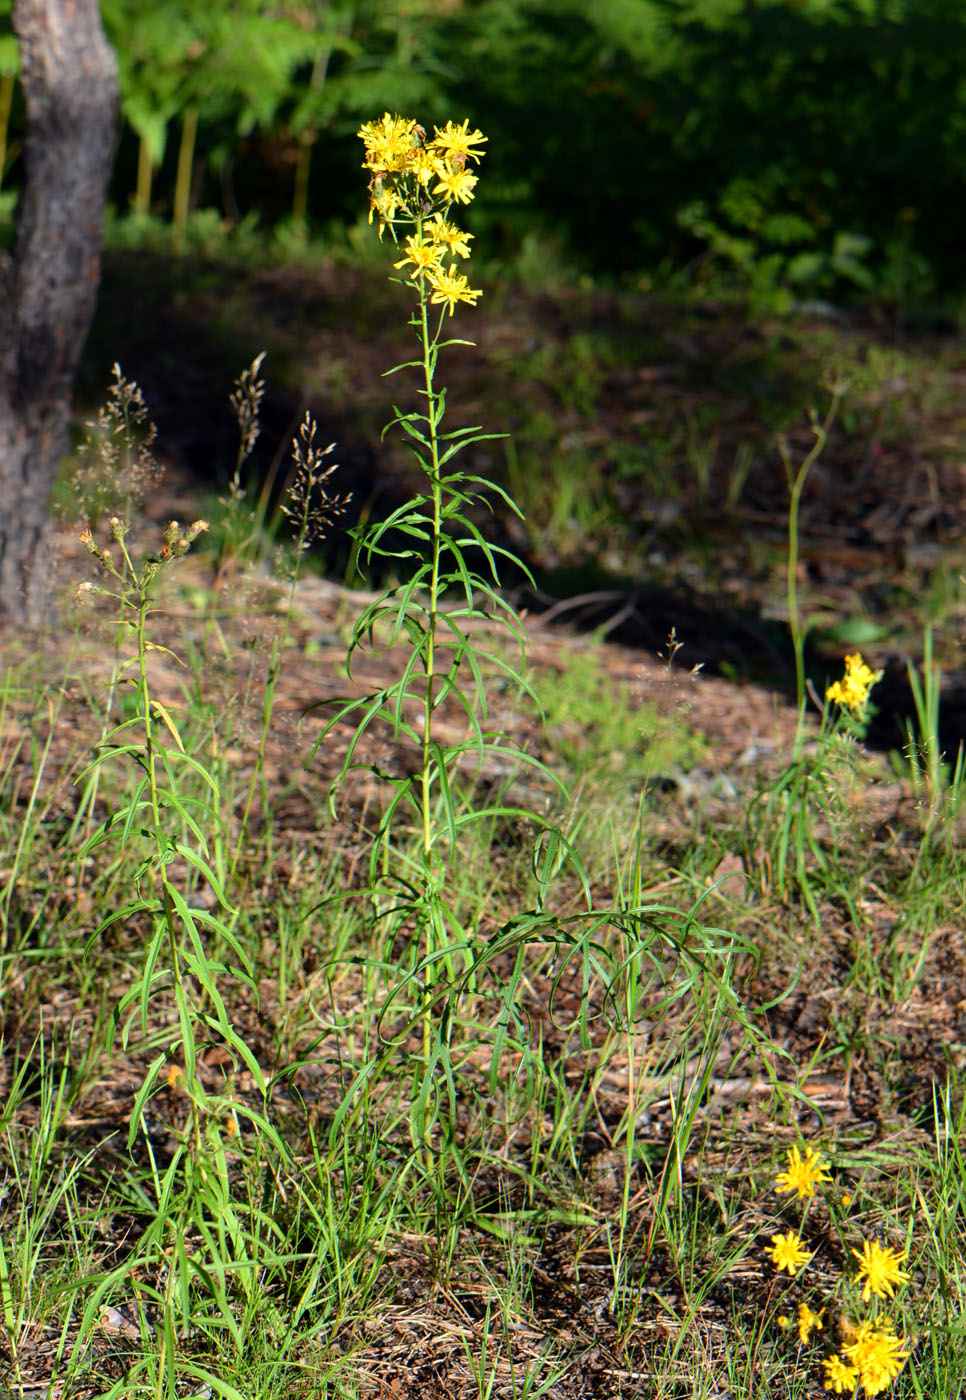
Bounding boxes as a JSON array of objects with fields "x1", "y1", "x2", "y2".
[
  {"x1": 409, "y1": 147, "x2": 442, "y2": 187},
  {"x1": 358, "y1": 112, "x2": 420, "y2": 172},
  {"x1": 826, "y1": 652, "x2": 882, "y2": 715},
  {"x1": 823, "y1": 1355, "x2": 860, "y2": 1394},
  {"x1": 777, "y1": 1314, "x2": 791, "y2": 1330},
  {"x1": 432, "y1": 118, "x2": 487, "y2": 164},
  {"x1": 775, "y1": 1143, "x2": 832, "y2": 1201},
  {"x1": 842, "y1": 1318, "x2": 910, "y2": 1396},
  {"x1": 433, "y1": 163, "x2": 479, "y2": 205},
  {"x1": 798, "y1": 1302, "x2": 825, "y2": 1343},
  {"x1": 768, "y1": 1230, "x2": 813, "y2": 1276},
  {"x1": 427, "y1": 263, "x2": 483, "y2": 315},
  {"x1": 428, "y1": 215, "x2": 473, "y2": 259},
  {"x1": 841, "y1": 1194, "x2": 852, "y2": 1208},
  {"x1": 393, "y1": 235, "x2": 444, "y2": 275},
  {"x1": 852, "y1": 1239, "x2": 909, "y2": 1303}
]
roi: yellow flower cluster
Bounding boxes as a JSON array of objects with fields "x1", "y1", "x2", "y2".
[
  {"x1": 357, "y1": 113, "x2": 485, "y2": 314},
  {"x1": 826, "y1": 651, "x2": 882, "y2": 716},
  {"x1": 765, "y1": 1143, "x2": 913, "y2": 1394},
  {"x1": 825, "y1": 1318, "x2": 911, "y2": 1396}
]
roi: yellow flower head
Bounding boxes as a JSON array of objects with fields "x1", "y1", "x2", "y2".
[
  {"x1": 775, "y1": 1143, "x2": 832, "y2": 1201},
  {"x1": 852, "y1": 1239, "x2": 910, "y2": 1303},
  {"x1": 823, "y1": 1354, "x2": 860, "y2": 1394},
  {"x1": 428, "y1": 214, "x2": 474, "y2": 259},
  {"x1": 826, "y1": 652, "x2": 882, "y2": 716},
  {"x1": 431, "y1": 118, "x2": 487, "y2": 164},
  {"x1": 433, "y1": 163, "x2": 479, "y2": 205},
  {"x1": 798, "y1": 1302, "x2": 825, "y2": 1344},
  {"x1": 841, "y1": 1318, "x2": 910, "y2": 1396},
  {"x1": 426, "y1": 263, "x2": 482, "y2": 316},
  {"x1": 768, "y1": 1230, "x2": 813, "y2": 1276},
  {"x1": 409, "y1": 146, "x2": 442, "y2": 187},
  {"x1": 393, "y1": 234, "x2": 444, "y2": 275},
  {"x1": 358, "y1": 112, "x2": 421, "y2": 173}
]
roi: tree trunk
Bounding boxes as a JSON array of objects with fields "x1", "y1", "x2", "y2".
[{"x1": 0, "y1": 0, "x2": 118, "y2": 624}]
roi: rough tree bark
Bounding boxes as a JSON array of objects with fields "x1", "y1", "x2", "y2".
[{"x1": 0, "y1": 0, "x2": 118, "y2": 623}]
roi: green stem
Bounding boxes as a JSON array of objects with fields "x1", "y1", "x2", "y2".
[
  {"x1": 418, "y1": 274, "x2": 442, "y2": 870},
  {"x1": 413, "y1": 260, "x2": 448, "y2": 1072},
  {"x1": 128, "y1": 560, "x2": 197, "y2": 1130},
  {"x1": 784, "y1": 384, "x2": 844, "y2": 752}
]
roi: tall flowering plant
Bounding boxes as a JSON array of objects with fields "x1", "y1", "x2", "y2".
[{"x1": 312, "y1": 116, "x2": 561, "y2": 1084}]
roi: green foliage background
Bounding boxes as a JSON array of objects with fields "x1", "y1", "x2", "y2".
[{"x1": 1, "y1": 0, "x2": 965, "y2": 301}]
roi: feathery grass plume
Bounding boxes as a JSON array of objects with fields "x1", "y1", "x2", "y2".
[
  {"x1": 69, "y1": 363, "x2": 163, "y2": 527},
  {"x1": 279, "y1": 413, "x2": 348, "y2": 556},
  {"x1": 230, "y1": 349, "x2": 267, "y2": 465},
  {"x1": 217, "y1": 353, "x2": 270, "y2": 582}
]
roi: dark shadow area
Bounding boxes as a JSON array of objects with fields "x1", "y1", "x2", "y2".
[{"x1": 79, "y1": 248, "x2": 966, "y2": 762}]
